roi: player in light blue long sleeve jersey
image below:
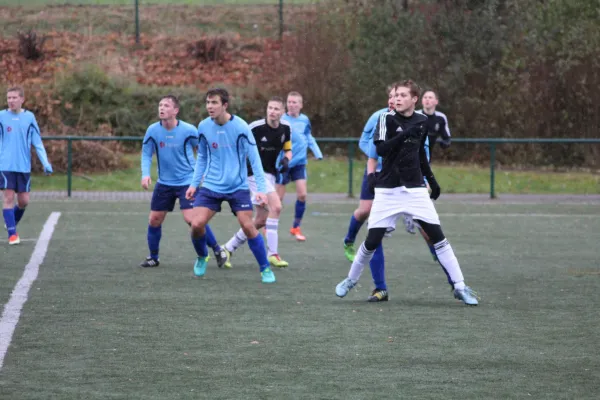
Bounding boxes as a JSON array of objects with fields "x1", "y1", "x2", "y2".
[
  {"x1": 185, "y1": 88, "x2": 275, "y2": 284},
  {"x1": 277, "y1": 91, "x2": 323, "y2": 241},
  {"x1": 0, "y1": 86, "x2": 53, "y2": 245},
  {"x1": 339, "y1": 84, "x2": 395, "y2": 302},
  {"x1": 139, "y1": 95, "x2": 226, "y2": 269}
]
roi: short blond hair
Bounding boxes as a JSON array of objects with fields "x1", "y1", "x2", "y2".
[
  {"x1": 7, "y1": 85, "x2": 24, "y2": 97},
  {"x1": 287, "y1": 91, "x2": 303, "y2": 101}
]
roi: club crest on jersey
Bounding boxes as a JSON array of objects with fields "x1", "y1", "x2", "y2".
[
  {"x1": 396, "y1": 127, "x2": 403, "y2": 132},
  {"x1": 6, "y1": 126, "x2": 11, "y2": 132},
  {"x1": 159, "y1": 141, "x2": 165, "y2": 148},
  {"x1": 281, "y1": 134, "x2": 285, "y2": 143},
  {"x1": 434, "y1": 123, "x2": 440, "y2": 131},
  {"x1": 212, "y1": 142, "x2": 218, "y2": 149},
  {"x1": 261, "y1": 136, "x2": 267, "y2": 142}
]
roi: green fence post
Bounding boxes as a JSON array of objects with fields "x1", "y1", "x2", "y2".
[
  {"x1": 279, "y1": 0, "x2": 284, "y2": 40},
  {"x1": 489, "y1": 142, "x2": 496, "y2": 199},
  {"x1": 67, "y1": 138, "x2": 73, "y2": 198},
  {"x1": 135, "y1": 0, "x2": 140, "y2": 44},
  {"x1": 347, "y1": 142, "x2": 354, "y2": 198}
]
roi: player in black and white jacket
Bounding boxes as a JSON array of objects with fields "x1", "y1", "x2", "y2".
[
  {"x1": 335, "y1": 80, "x2": 478, "y2": 306},
  {"x1": 417, "y1": 90, "x2": 451, "y2": 162}
]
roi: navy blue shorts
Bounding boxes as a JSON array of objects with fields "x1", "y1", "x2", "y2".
[
  {"x1": 151, "y1": 182, "x2": 194, "y2": 212},
  {"x1": 193, "y1": 187, "x2": 253, "y2": 213},
  {"x1": 276, "y1": 164, "x2": 307, "y2": 185},
  {"x1": 0, "y1": 171, "x2": 31, "y2": 193},
  {"x1": 359, "y1": 168, "x2": 375, "y2": 201}
]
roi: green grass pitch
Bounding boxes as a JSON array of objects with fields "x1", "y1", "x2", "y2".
[{"x1": 0, "y1": 199, "x2": 599, "y2": 399}]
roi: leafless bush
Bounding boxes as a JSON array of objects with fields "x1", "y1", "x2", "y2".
[{"x1": 17, "y1": 29, "x2": 47, "y2": 60}]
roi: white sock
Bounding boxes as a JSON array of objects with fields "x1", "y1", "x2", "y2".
[
  {"x1": 434, "y1": 239, "x2": 465, "y2": 289},
  {"x1": 225, "y1": 229, "x2": 247, "y2": 253},
  {"x1": 265, "y1": 218, "x2": 279, "y2": 257},
  {"x1": 348, "y1": 242, "x2": 376, "y2": 282}
]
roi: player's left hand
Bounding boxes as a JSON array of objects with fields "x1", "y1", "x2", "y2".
[
  {"x1": 185, "y1": 186, "x2": 197, "y2": 201},
  {"x1": 255, "y1": 193, "x2": 268, "y2": 206},
  {"x1": 279, "y1": 157, "x2": 290, "y2": 173},
  {"x1": 44, "y1": 165, "x2": 53, "y2": 176},
  {"x1": 439, "y1": 139, "x2": 451, "y2": 149},
  {"x1": 428, "y1": 177, "x2": 441, "y2": 200}
]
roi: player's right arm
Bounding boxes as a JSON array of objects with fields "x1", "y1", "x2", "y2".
[
  {"x1": 141, "y1": 126, "x2": 155, "y2": 190},
  {"x1": 359, "y1": 111, "x2": 380, "y2": 156},
  {"x1": 419, "y1": 130, "x2": 440, "y2": 199},
  {"x1": 188, "y1": 134, "x2": 208, "y2": 198}
]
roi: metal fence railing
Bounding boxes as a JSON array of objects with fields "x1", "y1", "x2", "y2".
[{"x1": 41, "y1": 137, "x2": 600, "y2": 199}]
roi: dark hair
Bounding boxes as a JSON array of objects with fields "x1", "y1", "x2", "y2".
[
  {"x1": 205, "y1": 88, "x2": 229, "y2": 105},
  {"x1": 422, "y1": 89, "x2": 438, "y2": 100},
  {"x1": 386, "y1": 82, "x2": 397, "y2": 95},
  {"x1": 395, "y1": 79, "x2": 421, "y2": 99},
  {"x1": 268, "y1": 96, "x2": 285, "y2": 105},
  {"x1": 160, "y1": 94, "x2": 180, "y2": 109},
  {"x1": 7, "y1": 85, "x2": 24, "y2": 97}
]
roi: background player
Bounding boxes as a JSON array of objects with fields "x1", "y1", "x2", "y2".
[
  {"x1": 139, "y1": 95, "x2": 226, "y2": 268},
  {"x1": 277, "y1": 91, "x2": 323, "y2": 241},
  {"x1": 223, "y1": 96, "x2": 292, "y2": 268},
  {"x1": 335, "y1": 80, "x2": 478, "y2": 306},
  {"x1": 417, "y1": 90, "x2": 451, "y2": 161},
  {"x1": 0, "y1": 85, "x2": 53, "y2": 245},
  {"x1": 343, "y1": 84, "x2": 396, "y2": 262},
  {"x1": 185, "y1": 88, "x2": 274, "y2": 283},
  {"x1": 415, "y1": 89, "x2": 452, "y2": 261}
]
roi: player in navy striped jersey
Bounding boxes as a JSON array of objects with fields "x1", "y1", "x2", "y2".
[
  {"x1": 277, "y1": 91, "x2": 323, "y2": 241},
  {"x1": 139, "y1": 95, "x2": 226, "y2": 268},
  {"x1": 223, "y1": 97, "x2": 292, "y2": 268},
  {"x1": 335, "y1": 80, "x2": 478, "y2": 306},
  {"x1": 185, "y1": 88, "x2": 275, "y2": 283},
  {"x1": 417, "y1": 90, "x2": 451, "y2": 161},
  {"x1": 415, "y1": 89, "x2": 452, "y2": 261},
  {"x1": 0, "y1": 86, "x2": 53, "y2": 245}
]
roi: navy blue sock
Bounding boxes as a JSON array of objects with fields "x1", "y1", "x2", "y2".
[
  {"x1": 247, "y1": 234, "x2": 270, "y2": 272},
  {"x1": 293, "y1": 200, "x2": 306, "y2": 228},
  {"x1": 205, "y1": 224, "x2": 221, "y2": 252},
  {"x1": 3, "y1": 208, "x2": 17, "y2": 237},
  {"x1": 191, "y1": 233, "x2": 208, "y2": 258},
  {"x1": 147, "y1": 225, "x2": 162, "y2": 260},
  {"x1": 344, "y1": 215, "x2": 364, "y2": 244},
  {"x1": 13, "y1": 205, "x2": 25, "y2": 225},
  {"x1": 369, "y1": 243, "x2": 386, "y2": 290}
]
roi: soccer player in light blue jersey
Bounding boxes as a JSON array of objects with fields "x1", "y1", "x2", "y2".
[
  {"x1": 139, "y1": 95, "x2": 227, "y2": 268},
  {"x1": 339, "y1": 84, "x2": 395, "y2": 302},
  {"x1": 185, "y1": 88, "x2": 275, "y2": 283},
  {"x1": 0, "y1": 86, "x2": 53, "y2": 245},
  {"x1": 276, "y1": 91, "x2": 323, "y2": 241}
]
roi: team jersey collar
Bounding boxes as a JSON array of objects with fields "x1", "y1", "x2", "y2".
[{"x1": 159, "y1": 120, "x2": 180, "y2": 127}]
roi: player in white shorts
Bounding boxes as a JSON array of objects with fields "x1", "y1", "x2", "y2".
[
  {"x1": 335, "y1": 80, "x2": 478, "y2": 306},
  {"x1": 223, "y1": 97, "x2": 292, "y2": 268}
]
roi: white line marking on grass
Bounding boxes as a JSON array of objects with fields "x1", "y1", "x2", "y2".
[
  {"x1": 0, "y1": 212, "x2": 61, "y2": 370},
  {"x1": 311, "y1": 212, "x2": 600, "y2": 218}
]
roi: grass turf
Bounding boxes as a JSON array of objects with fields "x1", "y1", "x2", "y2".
[
  {"x1": 0, "y1": 199, "x2": 599, "y2": 399},
  {"x1": 30, "y1": 154, "x2": 600, "y2": 194}
]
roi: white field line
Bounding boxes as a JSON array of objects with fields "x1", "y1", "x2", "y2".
[{"x1": 0, "y1": 212, "x2": 61, "y2": 370}]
